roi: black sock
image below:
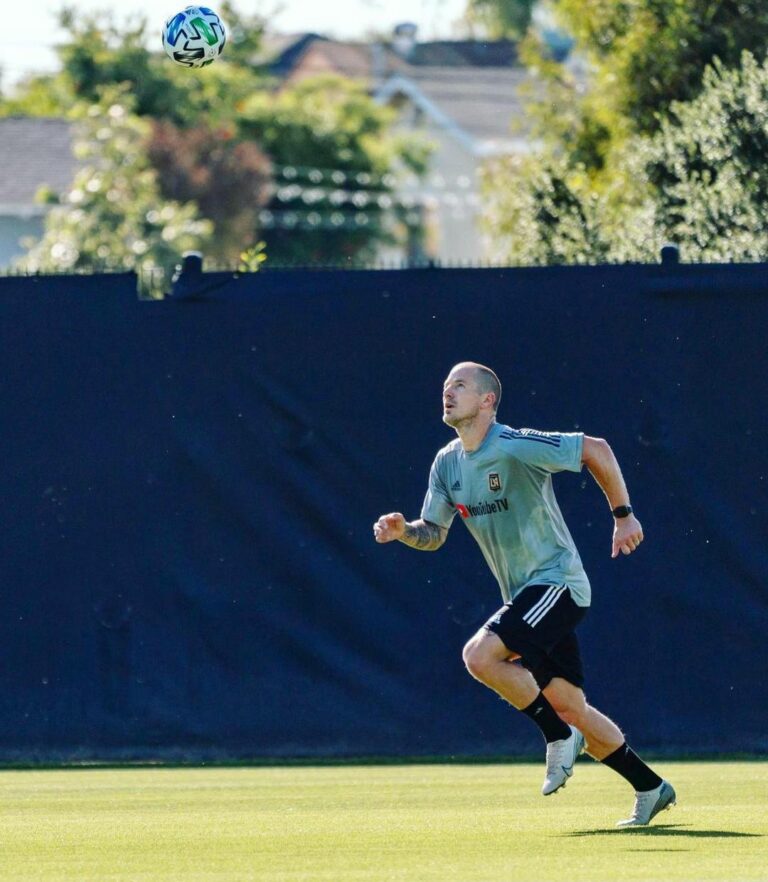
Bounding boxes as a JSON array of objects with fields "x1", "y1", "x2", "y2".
[
  {"x1": 602, "y1": 743, "x2": 663, "y2": 792},
  {"x1": 520, "y1": 693, "x2": 572, "y2": 743}
]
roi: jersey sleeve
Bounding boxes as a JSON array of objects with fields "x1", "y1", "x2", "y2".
[
  {"x1": 420, "y1": 457, "x2": 458, "y2": 528},
  {"x1": 500, "y1": 428, "x2": 584, "y2": 473}
]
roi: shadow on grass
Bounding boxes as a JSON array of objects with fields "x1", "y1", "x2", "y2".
[{"x1": 565, "y1": 824, "x2": 761, "y2": 838}]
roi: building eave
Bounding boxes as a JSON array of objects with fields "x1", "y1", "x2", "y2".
[
  {"x1": 374, "y1": 73, "x2": 478, "y2": 154},
  {"x1": 0, "y1": 204, "x2": 47, "y2": 218}
]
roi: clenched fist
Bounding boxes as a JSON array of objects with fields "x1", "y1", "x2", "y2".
[
  {"x1": 612, "y1": 514, "x2": 644, "y2": 558},
  {"x1": 373, "y1": 512, "x2": 406, "y2": 543}
]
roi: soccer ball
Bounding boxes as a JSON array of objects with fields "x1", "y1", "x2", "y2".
[{"x1": 162, "y1": 6, "x2": 227, "y2": 68}]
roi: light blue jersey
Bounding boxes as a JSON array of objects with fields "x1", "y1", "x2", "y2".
[{"x1": 420, "y1": 423, "x2": 591, "y2": 606}]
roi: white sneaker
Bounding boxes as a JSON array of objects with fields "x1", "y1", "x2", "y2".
[
  {"x1": 542, "y1": 725, "x2": 585, "y2": 795},
  {"x1": 616, "y1": 780, "x2": 676, "y2": 827}
]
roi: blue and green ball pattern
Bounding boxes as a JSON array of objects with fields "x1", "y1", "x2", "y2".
[{"x1": 162, "y1": 6, "x2": 227, "y2": 68}]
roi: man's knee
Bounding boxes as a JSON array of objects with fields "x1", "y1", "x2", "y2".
[
  {"x1": 462, "y1": 631, "x2": 515, "y2": 682},
  {"x1": 461, "y1": 633, "x2": 498, "y2": 683}
]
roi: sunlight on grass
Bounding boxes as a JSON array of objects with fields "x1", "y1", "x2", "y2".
[{"x1": 0, "y1": 761, "x2": 765, "y2": 881}]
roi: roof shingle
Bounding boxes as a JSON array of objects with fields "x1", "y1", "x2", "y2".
[
  {"x1": 0, "y1": 117, "x2": 76, "y2": 207},
  {"x1": 399, "y1": 66, "x2": 532, "y2": 144}
]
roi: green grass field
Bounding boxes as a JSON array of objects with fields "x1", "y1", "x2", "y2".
[{"x1": 1, "y1": 761, "x2": 765, "y2": 881}]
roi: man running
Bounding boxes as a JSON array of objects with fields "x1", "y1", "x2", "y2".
[{"x1": 373, "y1": 361, "x2": 675, "y2": 827}]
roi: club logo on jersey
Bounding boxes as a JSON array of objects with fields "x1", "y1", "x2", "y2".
[
  {"x1": 488, "y1": 473, "x2": 501, "y2": 492},
  {"x1": 455, "y1": 498, "x2": 509, "y2": 519}
]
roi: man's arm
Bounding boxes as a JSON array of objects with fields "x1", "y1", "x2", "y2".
[
  {"x1": 582, "y1": 436, "x2": 644, "y2": 558},
  {"x1": 373, "y1": 512, "x2": 448, "y2": 551}
]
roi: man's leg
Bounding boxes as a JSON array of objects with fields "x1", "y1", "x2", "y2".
[
  {"x1": 462, "y1": 628, "x2": 540, "y2": 708},
  {"x1": 542, "y1": 677, "x2": 624, "y2": 759},
  {"x1": 462, "y1": 629, "x2": 584, "y2": 794},
  {"x1": 544, "y1": 677, "x2": 676, "y2": 826}
]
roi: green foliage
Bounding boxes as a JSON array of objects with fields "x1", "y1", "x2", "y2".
[
  {"x1": 554, "y1": 0, "x2": 768, "y2": 135},
  {"x1": 485, "y1": 49, "x2": 768, "y2": 265},
  {"x1": 215, "y1": 1, "x2": 266, "y2": 67},
  {"x1": 241, "y1": 75, "x2": 427, "y2": 176},
  {"x1": 481, "y1": 0, "x2": 768, "y2": 265},
  {"x1": 643, "y1": 51, "x2": 768, "y2": 262},
  {"x1": 0, "y1": 73, "x2": 74, "y2": 117},
  {"x1": 2, "y1": 6, "x2": 265, "y2": 127},
  {"x1": 482, "y1": 153, "x2": 613, "y2": 265},
  {"x1": 518, "y1": 0, "x2": 768, "y2": 182},
  {"x1": 239, "y1": 75, "x2": 431, "y2": 265},
  {"x1": 238, "y1": 241, "x2": 267, "y2": 272},
  {"x1": 2, "y1": 6, "x2": 431, "y2": 268},
  {"x1": 147, "y1": 120, "x2": 272, "y2": 265},
  {"x1": 17, "y1": 92, "x2": 211, "y2": 274},
  {"x1": 464, "y1": 0, "x2": 537, "y2": 38}
]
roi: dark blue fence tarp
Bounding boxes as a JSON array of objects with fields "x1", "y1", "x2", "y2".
[{"x1": 0, "y1": 265, "x2": 766, "y2": 760}]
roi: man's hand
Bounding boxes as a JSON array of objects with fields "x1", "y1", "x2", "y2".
[
  {"x1": 373, "y1": 512, "x2": 406, "y2": 543},
  {"x1": 612, "y1": 514, "x2": 644, "y2": 558}
]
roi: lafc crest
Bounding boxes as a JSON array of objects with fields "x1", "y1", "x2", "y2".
[{"x1": 488, "y1": 472, "x2": 501, "y2": 492}]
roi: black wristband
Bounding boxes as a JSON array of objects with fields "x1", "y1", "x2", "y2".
[{"x1": 612, "y1": 505, "x2": 633, "y2": 519}]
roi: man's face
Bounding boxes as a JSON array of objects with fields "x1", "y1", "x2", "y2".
[{"x1": 442, "y1": 366, "x2": 483, "y2": 427}]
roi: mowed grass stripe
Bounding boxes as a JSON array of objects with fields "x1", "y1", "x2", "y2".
[{"x1": 0, "y1": 762, "x2": 765, "y2": 881}]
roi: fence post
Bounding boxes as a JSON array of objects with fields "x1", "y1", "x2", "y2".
[
  {"x1": 170, "y1": 251, "x2": 204, "y2": 299},
  {"x1": 660, "y1": 244, "x2": 680, "y2": 265}
]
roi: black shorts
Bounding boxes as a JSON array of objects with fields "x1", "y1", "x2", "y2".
[{"x1": 483, "y1": 584, "x2": 588, "y2": 689}]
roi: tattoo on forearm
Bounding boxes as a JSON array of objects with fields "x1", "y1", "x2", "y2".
[{"x1": 400, "y1": 520, "x2": 444, "y2": 551}]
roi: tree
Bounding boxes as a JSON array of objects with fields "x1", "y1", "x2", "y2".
[
  {"x1": 238, "y1": 75, "x2": 431, "y2": 266},
  {"x1": 17, "y1": 92, "x2": 211, "y2": 275},
  {"x1": 464, "y1": 0, "x2": 537, "y2": 39},
  {"x1": 55, "y1": 5, "x2": 266, "y2": 128},
  {"x1": 553, "y1": 0, "x2": 768, "y2": 135},
  {"x1": 0, "y1": 72, "x2": 75, "y2": 117},
  {"x1": 485, "y1": 50, "x2": 768, "y2": 265},
  {"x1": 642, "y1": 51, "x2": 768, "y2": 262},
  {"x1": 4, "y1": 7, "x2": 431, "y2": 268},
  {"x1": 480, "y1": 0, "x2": 768, "y2": 264},
  {"x1": 214, "y1": 1, "x2": 266, "y2": 67},
  {"x1": 1, "y1": 6, "x2": 266, "y2": 126},
  {"x1": 516, "y1": 0, "x2": 768, "y2": 177},
  {"x1": 481, "y1": 153, "x2": 614, "y2": 265},
  {"x1": 148, "y1": 121, "x2": 272, "y2": 265}
]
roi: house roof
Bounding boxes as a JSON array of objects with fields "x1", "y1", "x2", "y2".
[
  {"x1": 0, "y1": 117, "x2": 76, "y2": 212},
  {"x1": 265, "y1": 34, "x2": 518, "y2": 82},
  {"x1": 407, "y1": 39, "x2": 517, "y2": 67},
  {"x1": 266, "y1": 33, "x2": 532, "y2": 152},
  {"x1": 284, "y1": 39, "x2": 401, "y2": 81},
  {"x1": 258, "y1": 33, "x2": 328, "y2": 77},
  {"x1": 376, "y1": 66, "x2": 533, "y2": 154}
]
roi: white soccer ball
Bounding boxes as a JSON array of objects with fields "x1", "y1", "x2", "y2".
[{"x1": 162, "y1": 6, "x2": 227, "y2": 68}]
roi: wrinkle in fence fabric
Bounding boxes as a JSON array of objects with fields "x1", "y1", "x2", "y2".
[{"x1": 0, "y1": 266, "x2": 765, "y2": 760}]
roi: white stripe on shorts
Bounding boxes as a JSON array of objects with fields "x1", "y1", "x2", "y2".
[
  {"x1": 523, "y1": 584, "x2": 566, "y2": 628},
  {"x1": 522, "y1": 585, "x2": 560, "y2": 623}
]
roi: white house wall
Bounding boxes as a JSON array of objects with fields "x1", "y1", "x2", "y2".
[
  {"x1": 393, "y1": 109, "x2": 486, "y2": 265},
  {"x1": 0, "y1": 216, "x2": 43, "y2": 269}
]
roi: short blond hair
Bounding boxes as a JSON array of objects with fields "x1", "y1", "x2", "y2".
[
  {"x1": 473, "y1": 363, "x2": 502, "y2": 412},
  {"x1": 451, "y1": 361, "x2": 502, "y2": 412}
]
